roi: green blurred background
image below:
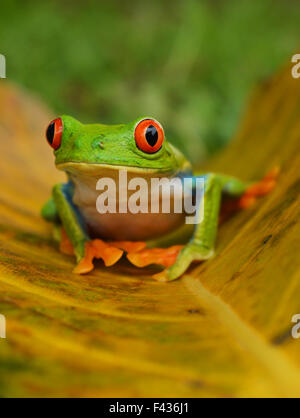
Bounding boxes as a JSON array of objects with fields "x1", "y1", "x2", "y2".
[{"x1": 1, "y1": 0, "x2": 299, "y2": 163}]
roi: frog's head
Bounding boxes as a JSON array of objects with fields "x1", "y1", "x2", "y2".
[{"x1": 45, "y1": 115, "x2": 190, "y2": 175}]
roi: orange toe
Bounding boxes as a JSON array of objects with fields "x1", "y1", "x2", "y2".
[
  {"x1": 73, "y1": 241, "x2": 95, "y2": 274},
  {"x1": 127, "y1": 245, "x2": 183, "y2": 268},
  {"x1": 89, "y1": 239, "x2": 124, "y2": 267},
  {"x1": 73, "y1": 239, "x2": 124, "y2": 275}
]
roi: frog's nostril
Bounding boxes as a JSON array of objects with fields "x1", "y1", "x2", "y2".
[{"x1": 92, "y1": 138, "x2": 105, "y2": 150}]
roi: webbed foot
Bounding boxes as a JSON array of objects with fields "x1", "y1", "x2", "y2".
[
  {"x1": 238, "y1": 166, "x2": 280, "y2": 209},
  {"x1": 73, "y1": 239, "x2": 124, "y2": 274},
  {"x1": 220, "y1": 166, "x2": 280, "y2": 223},
  {"x1": 152, "y1": 244, "x2": 213, "y2": 282},
  {"x1": 126, "y1": 245, "x2": 183, "y2": 270}
]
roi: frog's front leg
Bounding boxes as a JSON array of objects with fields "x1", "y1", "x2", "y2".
[
  {"x1": 154, "y1": 173, "x2": 222, "y2": 282},
  {"x1": 52, "y1": 182, "x2": 124, "y2": 274},
  {"x1": 52, "y1": 182, "x2": 90, "y2": 262}
]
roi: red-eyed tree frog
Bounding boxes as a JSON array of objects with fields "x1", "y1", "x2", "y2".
[{"x1": 41, "y1": 116, "x2": 278, "y2": 281}]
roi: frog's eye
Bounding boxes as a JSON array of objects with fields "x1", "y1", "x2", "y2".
[
  {"x1": 46, "y1": 118, "x2": 63, "y2": 150},
  {"x1": 134, "y1": 118, "x2": 164, "y2": 154}
]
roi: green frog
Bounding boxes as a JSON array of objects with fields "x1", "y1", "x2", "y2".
[{"x1": 41, "y1": 115, "x2": 277, "y2": 281}]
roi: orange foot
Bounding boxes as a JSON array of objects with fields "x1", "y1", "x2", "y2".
[
  {"x1": 73, "y1": 239, "x2": 124, "y2": 274},
  {"x1": 60, "y1": 229, "x2": 182, "y2": 277},
  {"x1": 238, "y1": 166, "x2": 280, "y2": 209},
  {"x1": 220, "y1": 166, "x2": 280, "y2": 223},
  {"x1": 126, "y1": 245, "x2": 183, "y2": 268}
]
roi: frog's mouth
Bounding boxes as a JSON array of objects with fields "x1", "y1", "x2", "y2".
[{"x1": 56, "y1": 161, "x2": 178, "y2": 177}]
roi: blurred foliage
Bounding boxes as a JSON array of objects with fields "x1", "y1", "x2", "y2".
[{"x1": 0, "y1": 0, "x2": 299, "y2": 162}]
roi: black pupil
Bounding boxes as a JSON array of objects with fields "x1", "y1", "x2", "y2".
[
  {"x1": 145, "y1": 125, "x2": 158, "y2": 147},
  {"x1": 46, "y1": 122, "x2": 55, "y2": 144}
]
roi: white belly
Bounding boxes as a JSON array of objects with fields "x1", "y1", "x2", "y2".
[{"x1": 69, "y1": 168, "x2": 186, "y2": 241}]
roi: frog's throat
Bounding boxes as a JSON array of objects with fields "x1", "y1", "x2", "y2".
[{"x1": 56, "y1": 161, "x2": 190, "y2": 176}]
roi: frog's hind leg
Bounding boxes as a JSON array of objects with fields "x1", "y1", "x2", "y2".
[
  {"x1": 219, "y1": 166, "x2": 280, "y2": 222},
  {"x1": 237, "y1": 166, "x2": 279, "y2": 208}
]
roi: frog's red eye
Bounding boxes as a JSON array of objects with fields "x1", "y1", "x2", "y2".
[
  {"x1": 46, "y1": 118, "x2": 63, "y2": 150},
  {"x1": 134, "y1": 118, "x2": 164, "y2": 154}
]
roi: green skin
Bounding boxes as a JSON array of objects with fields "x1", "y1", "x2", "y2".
[{"x1": 42, "y1": 115, "x2": 249, "y2": 282}]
